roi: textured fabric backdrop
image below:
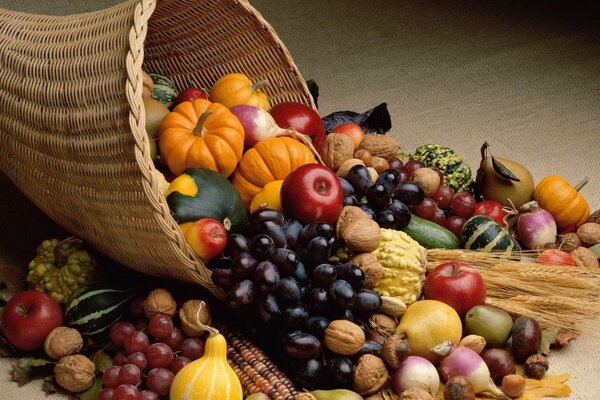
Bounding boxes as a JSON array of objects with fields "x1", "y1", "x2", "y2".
[{"x1": 0, "y1": 0, "x2": 599, "y2": 399}]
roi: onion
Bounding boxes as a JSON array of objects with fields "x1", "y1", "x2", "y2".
[
  {"x1": 517, "y1": 201, "x2": 557, "y2": 250},
  {"x1": 434, "y1": 341, "x2": 510, "y2": 399},
  {"x1": 391, "y1": 356, "x2": 440, "y2": 397}
]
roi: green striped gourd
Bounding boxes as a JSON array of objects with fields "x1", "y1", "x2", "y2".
[
  {"x1": 149, "y1": 73, "x2": 178, "y2": 108},
  {"x1": 64, "y1": 282, "x2": 143, "y2": 344},
  {"x1": 461, "y1": 215, "x2": 520, "y2": 252}
]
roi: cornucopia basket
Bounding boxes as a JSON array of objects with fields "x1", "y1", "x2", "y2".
[{"x1": 0, "y1": 0, "x2": 315, "y2": 299}]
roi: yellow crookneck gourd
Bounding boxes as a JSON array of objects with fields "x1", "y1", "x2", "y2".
[{"x1": 170, "y1": 324, "x2": 242, "y2": 400}]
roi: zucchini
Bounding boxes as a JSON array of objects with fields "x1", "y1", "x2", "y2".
[
  {"x1": 461, "y1": 215, "x2": 519, "y2": 252},
  {"x1": 402, "y1": 214, "x2": 460, "y2": 249},
  {"x1": 64, "y1": 282, "x2": 144, "y2": 344}
]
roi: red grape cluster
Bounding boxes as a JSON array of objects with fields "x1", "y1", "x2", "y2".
[{"x1": 98, "y1": 301, "x2": 205, "y2": 400}]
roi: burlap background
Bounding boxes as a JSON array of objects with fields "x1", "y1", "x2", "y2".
[{"x1": 1, "y1": 0, "x2": 599, "y2": 398}]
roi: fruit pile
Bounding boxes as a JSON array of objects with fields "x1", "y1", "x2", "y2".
[{"x1": 1, "y1": 69, "x2": 598, "y2": 400}]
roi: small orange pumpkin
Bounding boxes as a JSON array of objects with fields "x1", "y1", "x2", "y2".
[
  {"x1": 534, "y1": 176, "x2": 590, "y2": 229},
  {"x1": 231, "y1": 137, "x2": 317, "y2": 208},
  {"x1": 159, "y1": 99, "x2": 244, "y2": 177},
  {"x1": 209, "y1": 73, "x2": 270, "y2": 110}
]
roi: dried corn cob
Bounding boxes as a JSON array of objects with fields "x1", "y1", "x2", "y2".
[{"x1": 216, "y1": 322, "x2": 299, "y2": 400}]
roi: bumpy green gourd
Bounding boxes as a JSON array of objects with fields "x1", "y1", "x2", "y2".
[{"x1": 411, "y1": 144, "x2": 474, "y2": 193}]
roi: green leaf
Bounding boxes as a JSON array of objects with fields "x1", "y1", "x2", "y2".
[
  {"x1": 540, "y1": 328, "x2": 557, "y2": 355},
  {"x1": 492, "y1": 156, "x2": 521, "y2": 182},
  {"x1": 77, "y1": 377, "x2": 103, "y2": 400},
  {"x1": 42, "y1": 375, "x2": 60, "y2": 396},
  {"x1": 10, "y1": 357, "x2": 55, "y2": 386},
  {"x1": 91, "y1": 349, "x2": 113, "y2": 373}
]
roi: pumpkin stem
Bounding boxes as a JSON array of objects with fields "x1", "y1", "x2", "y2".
[
  {"x1": 282, "y1": 129, "x2": 326, "y2": 166},
  {"x1": 251, "y1": 79, "x2": 269, "y2": 93},
  {"x1": 193, "y1": 110, "x2": 213, "y2": 136},
  {"x1": 574, "y1": 176, "x2": 589, "y2": 192},
  {"x1": 53, "y1": 236, "x2": 83, "y2": 267}
]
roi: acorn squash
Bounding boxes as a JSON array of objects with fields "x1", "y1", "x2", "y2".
[{"x1": 166, "y1": 168, "x2": 248, "y2": 234}]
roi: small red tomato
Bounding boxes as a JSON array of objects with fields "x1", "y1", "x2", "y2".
[
  {"x1": 537, "y1": 249, "x2": 576, "y2": 266},
  {"x1": 473, "y1": 200, "x2": 507, "y2": 226}
]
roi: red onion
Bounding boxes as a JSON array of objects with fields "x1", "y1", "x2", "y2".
[
  {"x1": 391, "y1": 355, "x2": 439, "y2": 397},
  {"x1": 517, "y1": 201, "x2": 557, "y2": 250}
]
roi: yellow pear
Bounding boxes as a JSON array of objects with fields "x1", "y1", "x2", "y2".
[{"x1": 395, "y1": 299, "x2": 462, "y2": 364}]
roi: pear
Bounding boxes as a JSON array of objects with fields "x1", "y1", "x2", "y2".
[
  {"x1": 475, "y1": 143, "x2": 535, "y2": 209},
  {"x1": 395, "y1": 299, "x2": 462, "y2": 364}
]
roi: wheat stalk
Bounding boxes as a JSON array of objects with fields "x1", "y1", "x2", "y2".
[{"x1": 426, "y1": 249, "x2": 600, "y2": 334}]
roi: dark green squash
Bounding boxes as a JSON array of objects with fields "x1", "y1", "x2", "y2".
[
  {"x1": 166, "y1": 168, "x2": 248, "y2": 234},
  {"x1": 461, "y1": 215, "x2": 520, "y2": 252}
]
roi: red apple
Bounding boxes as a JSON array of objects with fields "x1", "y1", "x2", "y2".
[
  {"x1": 1, "y1": 290, "x2": 64, "y2": 351},
  {"x1": 280, "y1": 164, "x2": 343, "y2": 224},
  {"x1": 423, "y1": 261, "x2": 486, "y2": 318},
  {"x1": 332, "y1": 122, "x2": 365, "y2": 150},
  {"x1": 269, "y1": 102, "x2": 326, "y2": 152},
  {"x1": 183, "y1": 218, "x2": 228, "y2": 261},
  {"x1": 173, "y1": 87, "x2": 208, "y2": 106}
]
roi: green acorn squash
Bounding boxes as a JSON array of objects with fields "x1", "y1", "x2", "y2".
[
  {"x1": 166, "y1": 168, "x2": 248, "y2": 234},
  {"x1": 461, "y1": 214, "x2": 520, "y2": 252}
]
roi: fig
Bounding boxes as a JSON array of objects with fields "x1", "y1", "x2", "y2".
[
  {"x1": 511, "y1": 316, "x2": 542, "y2": 363},
  {"x1": 475, "y1": 143, "x2": 534, "y2": 208},
  {"x1": 464, "y1": 305, "x2": 513, "y2": 348}
]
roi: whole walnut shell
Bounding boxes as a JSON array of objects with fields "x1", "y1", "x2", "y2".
[
  {"x1": 577, "y1": 222, "x2": 600, "y2": 246},
  {"x1": 324, "y1": 320, "x2": 365, "y2": 355},
  {"x1": 44, "y1": 327, "x2": 83, "y2": 360},
  {"x1": 353, "y1": 354, "x2": 389, "y2": 396},
  {"x1": 144, "y1": 288, "x2": 177, "y2": 318},
  {"x1": 336, "y1": 159, "x2": 365, "y2": 178},
  {"x1": 571, "y1": 246, "x2": 600, "y2": 269},
  {"x1": 368, "y1": 313, "x2": 397, "y2": 337},
  {"x1": 336, "y1": 206, "x2": 371, "y2": 239},
  {"x1": 321, "y1": 133, "x2": 355, "y2": 171},
  {"x1": 350, "y1": 253, "x2": 384, "y2": 288},
  {"x1": 559, "y1": 232, "x2": 581, "y2": 253},
  {"x1": 343, "y1": 218, "x2": 381, "y2": 253},
  {"x1": 179, "y1": 299, "x2": 212, "y2": 337},
  {"x1": 54, "y1": 354, "x2": 96, "y2": 393}
]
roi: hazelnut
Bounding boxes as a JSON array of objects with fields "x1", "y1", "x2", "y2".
[
  {"x1": 525, "y1": 353, "x2": 549, "y2": 380},
  {"x1": 410, "y1": 168, "x2": 441, "y2": 197},
  {"x1": 558, "y1": 232, "x2": 581, "y2": 253},
  {"x1": 354, "y1": 149, "x2": 373, "y2": 166},
  {"x1": 371, "y1": 157, "x2": 390, "y2": 174},
  {"x1": 400, "y1": 387, "x2": 435, "y2": 400},
  {"x1": 571, "y1": 246, "x2": 600, "y2": 269},
  {"x1": 44, "y1": 326, "x2": 83, "y2": 360},
  {"x1": 179, "y1": 299, "x2": 212, "y2": 337},
  {"x1": 359, "y1": 134, "x2": 400, "y2": 160},
  {"x1": 350, "y1": 253, "x2": 384, "y2": 288},
  {"x1": 321, "y1": 133, "x2": 356, "y2": 171},
  {"x1": 502, "y1": 374, "x2": 526, "y2": 398},
  {"x1": 443, "y1": 375, "x2": 475, "y2": 400},
  {"x1": 379, "y1": 296, "x2": 407, "y2": 319},
  {"x1": 324, "y1": 320, "x2": 365, "y2": 355},
  {"x1": 343, "y1": 218, "x2": 381, "y2": 253},
  {"x1": 353, "y1": 354, "x2": 389, "y2": 396},
  {"x1": 368, "y1": 313, "x2": 397, "y2": 337},
  {"x1": 576, "y1": 222, "x2": 600, "y2": 246},
  {"x1": 54, "y1": 354, "x2": 96, "y2": 393},
  {"x1": 144, "y1": 288, "x2": 177, "y2": 318},
  {"x1": 459, "y1": 334, "x2": 486, "y2": 354},
  {"x1": 336, "y1": 159, "x2": 365, "y2": 178}
]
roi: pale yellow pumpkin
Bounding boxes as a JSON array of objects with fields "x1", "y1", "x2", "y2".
[{"x1": 170, "y1": 327, "x2": 243, "y2": 400}]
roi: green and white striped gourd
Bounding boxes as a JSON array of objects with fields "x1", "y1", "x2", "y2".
[
  {"x1": 149, "y1": 73, "x2": 178, "y2": 109},
  {"x1": 461, "y1": 215, "x2": 520, "y2": 252}
]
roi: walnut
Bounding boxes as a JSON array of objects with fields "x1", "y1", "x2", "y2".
[
  {"x1": 321, "y1": 133, "x2": 356, "y2": 171},
  {"x1": 350, "y1": 253, "x2": 384, "y2": 288},
  {"x1": 588, "y1": 209, "x2": 600, "y2": 224},
  {"x1": 336, "y1": 206, "x2": 370, "y2": 239},
  {"x1": 558, "y1": 232, "x2": 581, "y2": 253},
  {"x1": 354, "y1": 149, "x2": 373, "y2": 166},
  {"x1": 54, "y1": 354, "x2": 96, "y2": 393},
  {"x1": 336, "y1": 158, "x2": 365, "y2": 178},
  {"x1": 179, "y1": 299, "x2": 212, "y2": 337},
  {"x1": 576, "y1": 222, "x2": 600, "y2": 246},
  {"x1": 342, "y1": 218, "x2": 381, "y2": 253},
  {"x1": 379, "y1": 296, "x2": 407, "y2": 319},
  {"x1": 144, "y1": 288, "x2": 177, "y2": 318},
  {"x1": 459, "y1": 334, "x2": 486, "y2": 354},
  {"x1": 324, "y1": 320, "x2": 365, "y2": 355},
  {"x1": 571, "y1": 246, "x2": 599, "y2": 269},
  {"x1": 353, "y1": 354, "x2": 389, "y2": 396},
  {"x1": 371, "y1": 157, "x2": 390, "y2": 174},
  {"x1": 400, "y1": 388, "x2": 435, "y2": 400},
  {"x1": 368, "y1": 313, "x2": 397, "y2": 337},
  {"x1": 359, "y1": 134, "x2": 400, "y2": 160},
  {"x1": 44, "y1": 327, "x2": 83, "y2": 360}
]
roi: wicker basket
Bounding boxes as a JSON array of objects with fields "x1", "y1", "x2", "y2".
[{"x1": 0, "y1": 0, "x2": 315, "y2": 299}]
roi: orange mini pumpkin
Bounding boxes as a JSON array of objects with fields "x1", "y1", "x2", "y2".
[
  {"x1": 534, "y1": 176, "x2": 590, "y2": 229},
  {"x1": 231, "y1": 137, "x2": 317, "y2": 208},
  {"x1": 209, "y1": 73, "x2": 270, "y2": 110},
  {"x1": 159, "y1": 99, "x2": 244, "y2": 178}
]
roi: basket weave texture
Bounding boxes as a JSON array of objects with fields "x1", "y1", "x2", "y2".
[{"x1": 0, "y1": 0, "x2": 314, "y2": 298}]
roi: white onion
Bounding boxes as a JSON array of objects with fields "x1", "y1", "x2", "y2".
[{"x1": 391, "y1": 356, "x2": 440, "y2": 397}]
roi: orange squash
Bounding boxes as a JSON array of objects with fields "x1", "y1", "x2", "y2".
[
  {"x1": 231, "y1": 137, "x2": 317, "y2": 208},
  {"x1": 209, "y1": 73, "x2": 270, "y2": 110},
  {"x1": 159, "y1": 99, "x2": 244, "y2": 178},
  {"x1": 534, "y1": 176, "x2": 590, "y2": 229}
]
